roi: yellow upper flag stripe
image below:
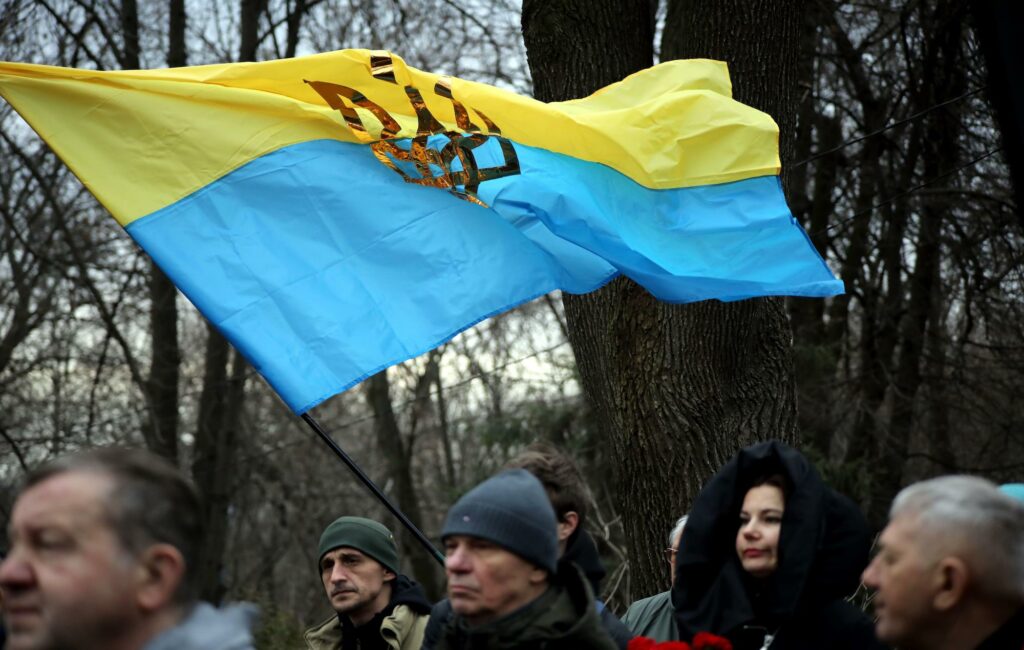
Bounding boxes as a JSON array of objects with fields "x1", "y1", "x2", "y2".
[{"x1": 0, "y1": 49, "x2": 781, "y2": 226}]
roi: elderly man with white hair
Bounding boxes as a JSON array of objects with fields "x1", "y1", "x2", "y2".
[
  {"x1": 621, "y1": 515, "x2": 688, "y2": 641},
  {"x1": 862, "y1": 475, "x2": 1024, "y2": 650}
]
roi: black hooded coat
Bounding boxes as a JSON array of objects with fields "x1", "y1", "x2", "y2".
[{"x1": 672, "y1": 441, "x2": 888, "y2": 650}]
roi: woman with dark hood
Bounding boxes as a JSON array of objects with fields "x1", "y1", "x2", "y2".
[{"x1": 672, "y1": 441, "x2": 888, "y2": 650}]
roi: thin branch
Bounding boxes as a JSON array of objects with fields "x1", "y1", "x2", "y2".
[
  {"x1": 818, "y1": 148, "x2": 1002, "y2": 235},
  {"x1": 794, "y1": 87, "x2": 985, "y2": 168},
  {"x1": 34, "y1": 0, "x2": 109, "y2": 69},
  {"x1": 0, "y1": 128, "x2": 156, "y2": 430}
]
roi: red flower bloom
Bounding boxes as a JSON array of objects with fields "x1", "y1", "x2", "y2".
[
  {"x1": 627, "y1": 638, "x2": 693, "y2": 650},
  {"x1": 692, "y1": 631, "x2": 733, "y2": 650},
  {"x1": 629, "y1": 633, "x2": 731, "y2": 650},
  {"x1": 627, "y1": 637, "x2": 659, "y2": 650}
]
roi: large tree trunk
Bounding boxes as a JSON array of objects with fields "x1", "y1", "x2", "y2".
[{"x1": 523, "y1": 0, "x2": 801, "y2": 600}]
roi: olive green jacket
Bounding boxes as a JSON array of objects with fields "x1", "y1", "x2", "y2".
[{"x1": 303, "y1": 604, "x2": 429, "y2": 650}]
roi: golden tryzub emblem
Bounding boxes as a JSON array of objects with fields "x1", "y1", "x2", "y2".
[{"x1": 306, "y1": 52, "x2": 521, "y2": 207}]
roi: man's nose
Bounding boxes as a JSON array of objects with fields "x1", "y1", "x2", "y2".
[
  {"x1": 329, "y1": 563, "x2": 350, "y2": 584},
  {"x1": 0, "y1": 551, "x2": 35, "y2": 590},
  {"x1": 861, "y1": 557, "x2": 878, "y2": 588},
  {"x1": 445, "y1": 547, "x2": 470, "y2": 573}
]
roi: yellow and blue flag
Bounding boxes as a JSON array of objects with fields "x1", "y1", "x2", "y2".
[{"x1": 0, "y1": 50, "x2": 842, "y2": 413}]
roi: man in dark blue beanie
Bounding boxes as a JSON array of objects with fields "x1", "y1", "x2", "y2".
[
  {"x1": 507, "y1": 444, "x2": 634, "y2": 649},
  {"x1": 421, "y1": 469, "x2": 617, "y2": 650}
]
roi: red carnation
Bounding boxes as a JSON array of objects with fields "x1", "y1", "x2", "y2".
[
  {"x1": 692, "y1": 632, "x2": 733, "y2": 650},
  {"x1": 629, "y1": 634, "x2": 731, "y2": 650},
  {"x1": 627, "y1": 638, "x2": 692, "y2": 650},
  {"x1": 627, "y1": 637, "x2": 659, "y2": 650}
]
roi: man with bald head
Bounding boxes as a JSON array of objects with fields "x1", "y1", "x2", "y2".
[{"x1": 862, "y1": 475, "x2": 1024, "y2": 650}]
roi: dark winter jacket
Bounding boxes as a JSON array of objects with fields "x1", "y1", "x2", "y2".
[
  {"x1": 563, "y1": 528, "x2": 634, "y2": 649},
  {"x1": 977, "y1": 608, "x2": 1024, "y2": 650},
  {"x1": 425, "y1": 560, "x2": 618, "y2": 650},
  {"x1": 672, "y1": 440, "x2": 887, "y2": 650},
  {"x1": 422, "y1": 532, "x2": 632, "y2": 650},
  {"x1": 304, "y1": 575, "x2": 432, "y2": 650}
]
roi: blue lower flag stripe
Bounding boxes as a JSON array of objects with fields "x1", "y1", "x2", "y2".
[{"x1": 126, "y1": 138, "x2": 841, "y2": 413}]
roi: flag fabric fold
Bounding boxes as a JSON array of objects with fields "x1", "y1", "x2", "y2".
[{"x1": 0, "y1": 49, "x2": 843, "y2": 413}]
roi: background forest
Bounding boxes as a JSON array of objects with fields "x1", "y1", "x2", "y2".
[{"x1": 0, "y1": 0, "x2": 1020, "y2": 646}]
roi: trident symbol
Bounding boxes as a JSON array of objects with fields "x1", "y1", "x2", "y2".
[{"x1": 306, "y1": 52, "x2": 521, "y2": 207}]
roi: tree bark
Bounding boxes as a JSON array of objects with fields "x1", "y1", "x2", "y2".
[
  {"x1": 285, "y1": 0, "x2": 307, "y2": 59},
  {"x1": 137, "y1": 0, "x2": 185, "y2": 463},
  {"x1": 523, "y1": 0, "x2": 801, "y2": 600},
  {"x1": 430, "y1": 352, "x2": 457, "y2": 489},
  {"x1": 168, "y1": 0, "x2": 186, "y2": 67},
  {"x1": 120, "y1": 0, "x2": 139, "y2": 69},
  {"x1": 925, "y1": 289, "x2": 954, "y2": 472},
  {"x1": 193, "y1": 347, "x2": 247, "y2": 603},
  {"x1": 192, "y1": 322, "x2": 231, "y2": 602},
  {"x1": 116, "y1": 0, "x2": 179, "y2": 461},
  {"x1": 142, "y1": 257, "x2": 180, "y2": 461},
  {"x1": 239, "y1": 0, "x2": 267, "y2": 62}
]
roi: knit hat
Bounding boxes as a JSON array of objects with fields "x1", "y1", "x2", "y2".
[
  {"x1": 317, "y1": 516, "x2": 399, "y2": 575},
  {"x1": 441, "y1": 469, "x2": 559, "y2": 573}
]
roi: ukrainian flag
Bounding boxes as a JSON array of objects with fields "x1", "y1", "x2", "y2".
[{"x1": 0, "y1": 50, "x2": 842, "y2": 413}]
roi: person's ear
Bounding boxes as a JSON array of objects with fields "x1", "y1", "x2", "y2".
[
  {"x1": 557, "y1": 511, "x2": 579, "y2": 542},
  {"x1": 136, "y1": 543, "x2": 186, "y2": 612},
  {"x1": 529, "y1": 566, "x2": 548, "y2": 586},
  {"x1": 932, "y1": 556, "x2": 969, "y2": 612},
  {"x1": 383, "y1": 568, "x2": 396, "y2": 582}
]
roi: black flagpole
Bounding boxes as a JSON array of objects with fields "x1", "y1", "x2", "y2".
[{"x1": 301, "y1": 412, "x2": 446, "y2": 566}]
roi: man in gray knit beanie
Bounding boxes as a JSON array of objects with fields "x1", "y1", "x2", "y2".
[
  {"x1": 421, "y1": 469, "x2": 617, "y2": 650},
  {"x1": 442, "y1": 468, "x2": 560, "y2": 575}
]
